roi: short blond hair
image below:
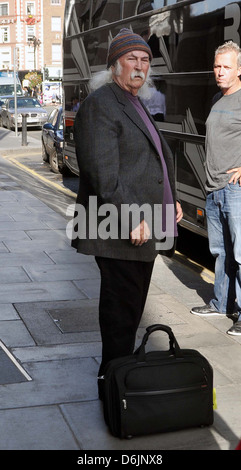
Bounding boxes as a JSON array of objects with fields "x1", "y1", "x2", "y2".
[{"x1": 215, "y1": 41, "x2": 241, "y2": 67}]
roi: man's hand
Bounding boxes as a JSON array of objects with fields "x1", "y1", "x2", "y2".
[
  {"x1": 130, "y1": 202, "x2": 183, "y2": 246},
  {"x1": 227, "y1": 167, "x2": 241, "y2": 185},
  {"x1": 130, "y1": 220, "x2": 150, "y2": 246},
  {"x1": 176, "y1": 201, "x2": 183, "y2": 223}
]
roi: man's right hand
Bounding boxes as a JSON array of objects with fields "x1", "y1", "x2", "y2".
[{"x1": 130, "y1": 220, "x2": 150, "y2": 246}]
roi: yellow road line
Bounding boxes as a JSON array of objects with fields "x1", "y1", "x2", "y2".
[
  {"x1": 4, "y1": 156, "x2": 77, "y2": 198},
  {"x1": 174, "y1": 250, "x2": 214, "y2": 284}
]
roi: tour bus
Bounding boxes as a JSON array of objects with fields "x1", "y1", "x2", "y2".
[{"x1": 62, "y1": 0, "x2": 241, "y2": 237}]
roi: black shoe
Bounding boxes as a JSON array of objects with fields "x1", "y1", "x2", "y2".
[
  {"x1": 190, "y1": 305, "x2": 224, "y2": 316},
  {"x1": 227, "y1": 312, "x2": 240, "y2": 322},
  {"x1": 227, "y1": 322, "x2": 241, "y2": 336}
]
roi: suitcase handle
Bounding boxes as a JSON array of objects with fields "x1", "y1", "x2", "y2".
[{"x1": 136, "y1": 324, "x2": 183, "y2": 361}]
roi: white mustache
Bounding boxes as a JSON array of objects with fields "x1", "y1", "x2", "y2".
[{"x1": 130, "y1": 71, "x2": 145, "y2": 80}]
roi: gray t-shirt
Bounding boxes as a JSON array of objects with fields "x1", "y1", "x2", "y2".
[{"x1": 205, "y1": 88, "x2": 241, "y2": 191}]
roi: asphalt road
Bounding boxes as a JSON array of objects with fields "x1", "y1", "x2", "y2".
[
  {"x1": 1, "y1": 111, "x2": 79, "y2": 218},
  {"x1": 20, "y1": 113, "x2": 79, "y2": 197}
]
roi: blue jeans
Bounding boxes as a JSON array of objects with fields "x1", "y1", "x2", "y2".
[{"x1": 206, "y1": 183, "x2": 241, "y2": 315}]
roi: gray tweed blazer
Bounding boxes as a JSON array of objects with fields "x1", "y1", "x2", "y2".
[{"x1": 73, "y1": 81, "x2": 176, "y2": 261}]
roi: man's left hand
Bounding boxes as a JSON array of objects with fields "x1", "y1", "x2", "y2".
[
  {"x1": 176, "y1": 201, "x2": 183, "y2": 223},
  {"x1": 227, "y1": 167, "x2": 241, "y2": 185}
]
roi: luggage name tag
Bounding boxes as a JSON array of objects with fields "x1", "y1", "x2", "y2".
[{"x1": 213, "y1": 388, "x2": 217, "y2": 410}]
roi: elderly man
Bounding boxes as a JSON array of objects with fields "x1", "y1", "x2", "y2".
[
  {"x1": 191, "y1": 41, "x2": 241, "y2": 336},
  {"x1": 73, "y1": 29, "x2": 182, "y2": 397}
]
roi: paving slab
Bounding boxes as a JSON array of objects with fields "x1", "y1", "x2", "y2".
[
  {"x1": 0, "y1": 406, "x2": 79, "y2": 450},
  {"x1": 0, "y1": 280, "x2": 86, "y2": 303},
  {"x1": 0, "y1": 357, "x2": 98, "y2": 409},
  {"x1": 12, "y1": 343, "x2": 102, "y2": 363},
  {"x1": 0, "y1": 304, "x2": 20, "y2": 320},
  {"x1": 0, "y1": 319, "x2": 35, "y2": 347},
  {"x1": 0, "y1": 251, "x2": 55, "y2": 266},
  {"x1": 24, "y1": 262, "x2": 100, "y2": 282},
  {"x1": 0, "y1": 266, "x2": 31, "y2": 284},
  {"x1": 14, "y1": 299, "x2": 101, "y2": 345},
  {"x1": 4, "y1": 238, "x2": 70, "y2": 252}
]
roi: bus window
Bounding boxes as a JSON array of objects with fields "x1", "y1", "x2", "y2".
[
  {"x1": 64, "y1": 83, "x2": 88, "y2": 168},
  {"x1": 92, "y1": 0, "x2": 123, "y2": 28},
  {"x1": 150, "y1": 0, "x2": 177, "y2": 8},
  {"x1": 82, "y1": 29, "x2": 109, "y2": 67},
  {"x1": 69, "y1": 0, "x2": 92, "y2": 33},
  {"x1": 122, "y1": 0, "x2": 178, "y2": 19},
  {"x1": 177, "y1": 146, "x2": 204, "y2": 190},
  {"x1": 123, "y1": 0, "x2": 151, "y2": 18},
  {"x1": 64, "y1": 84, "x2": 87, "y2": 112}
]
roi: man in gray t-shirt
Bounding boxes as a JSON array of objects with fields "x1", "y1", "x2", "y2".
[
  {"x1": 191, "y1": 41, "x2": 241, "y2": 336},
  {"x1": 205, "y1": 87, "x2": 241, "y2": 191}
]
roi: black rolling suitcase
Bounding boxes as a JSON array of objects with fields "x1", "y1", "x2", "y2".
[{"x1": 102, "y1": 324, "x2": 214, "y2": 438}]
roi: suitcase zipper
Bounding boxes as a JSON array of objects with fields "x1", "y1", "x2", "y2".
[{"x1": 123, "y1": 383, "x2": 207, "y2": 409}]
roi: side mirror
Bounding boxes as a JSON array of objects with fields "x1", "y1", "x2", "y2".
[{"x1": 43, "y1": 122, "x2": 54, "y2": 130}]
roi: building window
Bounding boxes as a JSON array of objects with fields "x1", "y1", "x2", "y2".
[
  {"x1": 51, "y1": 16, "x2": 61, "y2": 31},
  {"x1": 27, "y1": 25, "x2": 35, "y2": 41},
  {"x1": 52, "y1": 44, "x2": 61, "y2": 62},
  {"x1": 27, "y1": 2, "x2": 35, "y2": 15},
  {"x1": 51, "y1": 0, "x2": 61, "y2": 5},
  {"x1": 0, "y1": 27, "x2": 9, "y2": 43},
  {"x1": 0, "y1": 3, "x2": 9, "y2": 15},
  {"x1": 26, "y1": 47, "x2": 35, "y2": 70},
  {"x1": 0, "y1": 49, "x2": 10, "y2": 69}
]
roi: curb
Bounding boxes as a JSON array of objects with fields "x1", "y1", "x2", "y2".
[{"x1": 0, "y1": 147, "x2": 42, "y2": 157}]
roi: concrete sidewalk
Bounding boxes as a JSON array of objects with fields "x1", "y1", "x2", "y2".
[
  {"x1": 0, "y1": 126, "x2": 41, "y2": 155},
  {"x1": 0, "y1": 129, "x2": 241, "y2": 452}
]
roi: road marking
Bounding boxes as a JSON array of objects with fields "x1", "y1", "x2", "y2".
[
  {"x1": 0, "y1": 340, "x2": 32, "y2": 381},
  {"x1": 174, "y1": 251, "x2": 214, "y2": 283},
  {"x1": 3, "y1": 156, "x2": 77, "y2": 198}
]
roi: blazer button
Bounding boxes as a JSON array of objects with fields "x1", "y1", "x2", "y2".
[{"x1": 158, "y1": 179, "x2": 163, "y2": 184}]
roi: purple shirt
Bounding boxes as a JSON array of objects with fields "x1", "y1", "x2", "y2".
[{"x1": 125, "y1": 92, "x2": 177, "y2": 237}]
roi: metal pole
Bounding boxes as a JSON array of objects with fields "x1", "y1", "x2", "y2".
[
  {"x1": 21, "y1": 114, "x2": 27, "y2": 146},
  {"x1": 13, "y1": 47, "x2": 18, "y2": 137}
]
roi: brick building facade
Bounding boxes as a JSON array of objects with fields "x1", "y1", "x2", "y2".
[{"x1": 0, "y1": 0, "x2": 65, "y2": 79}]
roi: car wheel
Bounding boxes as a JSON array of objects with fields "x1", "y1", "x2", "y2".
[
  {"x1": 42, "y1": 140, "x2": 48, "y2": 162},
  {"x1": 49, "y1": 148, "x2": 59, "y2": 173},
  {"x1": 7, "y1": 118, "x2": 11, "y2": 130}
]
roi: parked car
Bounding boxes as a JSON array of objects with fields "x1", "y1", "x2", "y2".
[
  {"x1": 42, "y1": 107, "x2": 65, "y2": 173},
  {"x1": 0, "y1": 97, "x2": 48, "y2": 129},
  {"x1": 0, "y1": 97, "x2": 7, "y2": 112}
]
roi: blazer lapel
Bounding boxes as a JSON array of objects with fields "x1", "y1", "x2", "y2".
[{"x1": 109, "y1": 82, "x2": 159, "y2": 153}]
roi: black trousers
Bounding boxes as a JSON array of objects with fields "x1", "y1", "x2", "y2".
[{"x1": 95, "y1": 256, "x2": 154, "y2": 376}]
